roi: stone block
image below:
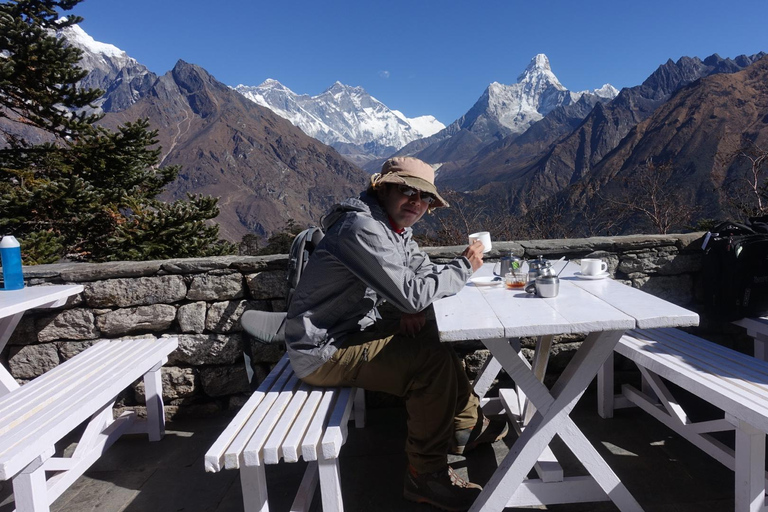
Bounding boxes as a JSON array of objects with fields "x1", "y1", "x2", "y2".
[
  {"x1": 58, "y1": 340, "x2": 96, "y2": 360},
  {"x1": 60, "y1": 261, "x2": 161, "y2": 282},
  {"x1": 187, "y1": 272, "x2": 244, "y2": 301},
  {"x1": 95, "y1": 304, "x2": 177, "y2": 336},
  {"x1": 37, "y1": 309, "x2": 99, "y2": 341},
  {"x1": 7, "y1": 316, "x2": 38, "y2": 345},
  {"x1": 618, "y1": 248, "x2": 678, "y2": 274},
  {"x1": 249, "y1": 339, "x2": 285, "y2": 364},
  {"x1": 8, "y1": 343, "x2": 59, "y2": 379},
  {"x1": 206, "y1": 300, "x2": 251, "y2": 333},
  {"x1": 170, "y1": 333, "x2": 243, "y2": 365},
  {"x1": 464, "y1": 349, "x2": 491, "y2": 379},
  {"x1": 177, "y1": 301, "x2": 207, "y2": 333},
  {"x1": 245, "y1": 271, "x2": 287, "y2": 300},
  {"x1": 200, "y1": 365, "x2": 250, "y2": 397},
  {"x1": 134, "y1": 366, "x2": 198, "y2": 402},
  {"x1": 633, "y1": 274, "x2": 694, "y2": 306},
  {"x1": 84, "y1": 275, "x2": 187, "y2": 307}
]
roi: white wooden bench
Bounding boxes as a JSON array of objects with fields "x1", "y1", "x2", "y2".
[
  {"x1": 597, "y1": 327, "x2": 768, "y2": 512},
  {"x1": 0, "y1": 336, "x2": 178, "y2": 512},
  {"x1": 205, "y1": 354, "x2": 365, "y2": 512},
  {"x1": 734, "y1": 316, "x2": 768, "y2": 361}
]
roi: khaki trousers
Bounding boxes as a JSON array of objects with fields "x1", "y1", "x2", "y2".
[{"x1": 301, "y1": 318, "x2": 480, "y2": 473}]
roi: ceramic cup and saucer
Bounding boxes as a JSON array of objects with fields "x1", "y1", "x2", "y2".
[
  {"x1": 469, "y1": 276, "x2": 502, "y2": 286},
  {"x1": 575, "y1": 258, "x2": 610, "y2": 280},
  {"x1": 573, "y1": 271, "x2": 610, "y2": 280}
]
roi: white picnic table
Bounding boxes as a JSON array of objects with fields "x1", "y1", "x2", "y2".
[
  {"x1": 0, "y1": 284, "x2": 84, "y2": 396},
  {"x1": 433, "y1": 261, "x2": 699, "y2": 511}
]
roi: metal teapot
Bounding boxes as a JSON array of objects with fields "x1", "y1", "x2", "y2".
[
  {"x1": 527, "y1": 255, "x2": 550, "y2": 280},
  {"x1": 494, "y1": 252, "x2": 522, "y2": 277},
  {"x1": 525, "y1": 262, "x2": 560, "y2": 298}
]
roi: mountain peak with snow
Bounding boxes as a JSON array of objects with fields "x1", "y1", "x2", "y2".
[
  {"x1": 60, "y1": 24, "x2": 125, "y2": 58},
  {"x1": 235, "y1": 80, "x2": 445, "y2": 164},
  {"x1": 55, "y1": 24, "x2": 154, "y2": 113},
  {"x1": 471, "y1": 53, "x2": 616, "y2": 136},
  {"x1": 57, "y1": 24, "x2": 137, "y2": 71},
  {"x1": 523, "y1": 53, "x2": 552, "y2": 74}
]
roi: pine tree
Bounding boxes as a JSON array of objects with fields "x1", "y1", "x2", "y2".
[{"x1": 0, "y1": 0, "x2": 235, "y2": 263}]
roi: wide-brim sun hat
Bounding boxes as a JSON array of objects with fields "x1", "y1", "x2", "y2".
[{"x1": 370, "y1": 156, "x2": 449, "y2": 208}]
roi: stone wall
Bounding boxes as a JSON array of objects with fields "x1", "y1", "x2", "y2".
[{"x1": 2, "y1": 232, "x2": 736, "y2": 418}]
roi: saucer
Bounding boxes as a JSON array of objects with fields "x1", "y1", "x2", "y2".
[
  {"x1": 574, "y1": 271, "x2": 610, "y2": 280},
  {"x1": 469, "y1": 276, "x2": 502, "y2": 286}
]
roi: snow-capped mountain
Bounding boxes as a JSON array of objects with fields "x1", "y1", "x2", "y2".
[
  {"x1": 235, "y1": 80, "x2": 445, "y2": 165},
  {"x1": 56, "y1": 24, "x2": 156, "y2": 113},
  {"x1": 378, "y1": 53, "x2": 618, "y2": 172},
  {"x1": 468, "y1": 54, "x2": 618, "y2": 138}
]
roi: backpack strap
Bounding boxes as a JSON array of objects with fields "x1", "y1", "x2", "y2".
[{"x1": 286, "y1": 226, "x2": 324, "y2": 305}]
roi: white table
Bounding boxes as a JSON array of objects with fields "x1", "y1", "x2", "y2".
[
  {"x1": 0, "y1": 284, "x2": 84, "y2": 395},
  {"x1": 433, "y1": 262, "x2": 699, "y2": 511}
]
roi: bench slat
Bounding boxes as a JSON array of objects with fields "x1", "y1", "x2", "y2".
[
  {"x1": 637, "y1": 328, "x2": 768, "y2": 389},
  {"x1": 0, "y1": 337, "x2": 177, "y2": 480},
  {"x1": 282, "y1": 389, "x2": 324, "y2": 463},
  {"x1": 263, "y1": 382, "x2": 312, "y2": 464},
  {"x1": 203, "y1": 356, "x2": 291, "y2": 473},
  {"x1": 321, "y1": 387, "x2": 354, "y2": 460},
  {"x1": 0, "y1": 338, "x2": 136, "y2": 425},
  {"x1": 241, "y1": 374, "x2": 302, "y2": 466},
  {"x1": 618, "y1": 329, "x2": 768, "y2": 432},
  {"x1": 0, "y1": 337, "x2": 168, "y2": 438},
  {"x1": 0, "y1": 338, "x2": 165, "y2": 441},
  {"x1": 301, "y1": 390, "x2": 337, "y2": 462},
  {"x1": 629, "y1": 328, "x2": 768, "y2": 403},
  {"x1": 205, "y1": 350, "x2": 361, "y2": 512},
  {"x1": 223, "y1": 361, "x2": 295, "y2": 470}
]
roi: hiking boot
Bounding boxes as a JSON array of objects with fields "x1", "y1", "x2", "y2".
[
  {"x1": 403, "y1": 465, "x2": 482, "y2": 511},
  {"x1": 451, "y1": 415, "x2": 509, "y2": 455}
]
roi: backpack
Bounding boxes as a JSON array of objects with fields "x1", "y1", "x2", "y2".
[
  {"x1": 286, "y1": 226, "x2": 324, "y2": 305},
  {"x1": 701, "y1": 219, "x2": 768, "y2": 321}
]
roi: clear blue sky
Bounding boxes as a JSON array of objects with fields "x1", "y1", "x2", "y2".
[{"x1": 73, "y1": 0, "x2": 767, "y2": 125}]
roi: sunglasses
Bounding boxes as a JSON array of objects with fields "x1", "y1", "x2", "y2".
[{"x1": 396, "y1": 185, "x2": 437, "y2": 205}]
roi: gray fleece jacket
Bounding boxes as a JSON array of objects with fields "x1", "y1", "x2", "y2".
[{"x1": 285, "y1": 192, "x2": 473, "y2": 378}]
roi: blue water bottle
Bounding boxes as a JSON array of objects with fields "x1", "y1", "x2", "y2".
[{"x1": 0, "y1": 235, "x2": 25, "y2": 290}]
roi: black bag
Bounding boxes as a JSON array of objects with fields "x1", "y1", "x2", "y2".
[{"x1": 702, "y1": 220, "x2": 768, "y2": 321}]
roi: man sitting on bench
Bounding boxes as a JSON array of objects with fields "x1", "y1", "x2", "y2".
[{"x1": 285, "y1": 156, "x2": 508, "y2": 512}]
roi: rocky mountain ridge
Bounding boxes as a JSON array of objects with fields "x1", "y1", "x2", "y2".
[
  {"x1": 48, "y1": 24, "x2": 768, "y2": 241},
  {"x1": 369, "y1": 54, "x2": 618, "y2": 172},
  {"x1": 93, "y1": 60, "x2": 369, "y2": 242},
  {"x1": 440, "y1": 52, "x2": 767, "y2": 223},
  {"x1": 235, "y1": 80, "x2": 444, "y2": 166},
  {"x1": 554, "y1": 54, "x2": 768, "y2": 234},
  {"x1": 57, "y1": 25, "x2": 156, "y2": 113}
]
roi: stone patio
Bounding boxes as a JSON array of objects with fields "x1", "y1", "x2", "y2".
[{"x1": 0, "y1": 381, "x2": 738, "y2": 512}]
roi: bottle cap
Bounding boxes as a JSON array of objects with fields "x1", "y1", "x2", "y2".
[{"x1": 0, "y1": 235, "x2": 19, "y2": 248}]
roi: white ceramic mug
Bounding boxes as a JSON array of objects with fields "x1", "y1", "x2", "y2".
[
  {"x1": 468, "y1": 231, "x2": 492, "y2": 253},
  {"x1": 581, "y1": 258, "x2": 608, "y2": 276}
]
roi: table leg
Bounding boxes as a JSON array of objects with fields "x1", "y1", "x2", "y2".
[
  {"x1": 748, "y1": 330, "x2": 768, "y2": 362},
  {"x1": 471, "y1": 331, "x2": 642, "y2": 512},
  {"x1": 523, "y1": 334, "x2": 553, "y2": 424},
  {"x1": 0, "y1": 312, "x2": 24, "y2": 395},
  {"x1": 0, "y1": 312, "x2": 23, "y2": 347},
  {"x1": 598, "y1": 351, "x2": 614, "y2": 418},
  {"x1": 472, "y1": 340, "x2": 504, "y2": 399}
]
